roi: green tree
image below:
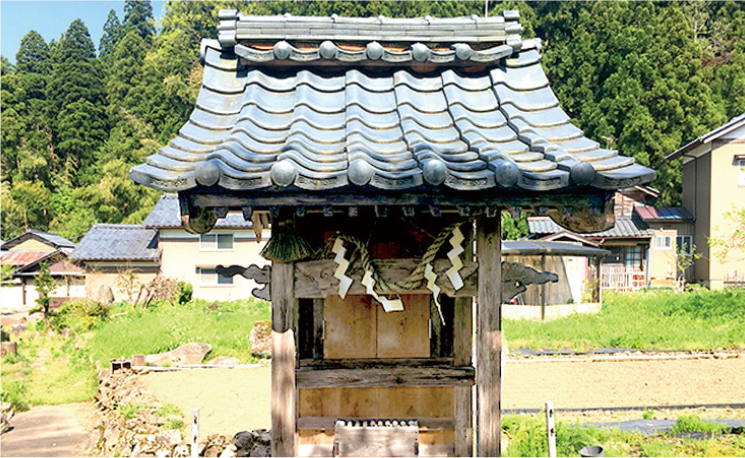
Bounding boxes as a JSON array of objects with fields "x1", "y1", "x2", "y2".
[
  {"x1": 99, "y1": 9, "x2": 122, "y2": 65},
  {"x1": 123, "y1": 0, "x2": 155, "y2": 43},
  {"x1": 33, "y1": 261, "x2": 58, "y2": 324},
  {"x1": 49, "y1": 19, "x2": 108, "y2": 185}
]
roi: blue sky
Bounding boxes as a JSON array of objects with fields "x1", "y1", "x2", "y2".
[{"x1": 1, "y1": 1, "x2": 167, "y2": 63}]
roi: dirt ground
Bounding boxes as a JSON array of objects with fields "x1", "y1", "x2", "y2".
[{"x1": 139, "y1": 356, "x2": 745, "y2": 438}]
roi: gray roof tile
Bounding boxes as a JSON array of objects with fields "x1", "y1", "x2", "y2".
[
  {"x1": 69, "y1": 225, "x2": 160, "y2": 262},
  {"x1": 529, "y1": 216, "x2": 655, "y2": 238},
  {"x1": 130, "y1": 12, "x2": 656, "y2": 195},
  {"x1": 143, "y1": 193, "x2": 254, "y2": 229}
]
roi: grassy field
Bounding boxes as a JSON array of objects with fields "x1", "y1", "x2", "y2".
[
  {"x1": 1, "y1": 297, "x2": 270, "y2": 410},
  {"x1": 503, "y1": 412, "x2": 745, "y2": 457},
  {"x1": 504, "y1": 289, "x2": 745, "y2": 351}
]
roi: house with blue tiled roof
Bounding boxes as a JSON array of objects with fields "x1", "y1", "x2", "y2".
[{"x1": 69, "y1": 194, "x2": 270, "y2": 302}]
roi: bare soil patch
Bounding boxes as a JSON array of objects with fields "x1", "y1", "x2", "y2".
[
  {"x1": 503, "y1": 356, "x2": 745, "y2": 411},
  {"x1": 140, "y1": 366, "x2": 271, "y2": 438},
  {"x1": 138, "y1": 357, "x2": 745, "y2": 438}
]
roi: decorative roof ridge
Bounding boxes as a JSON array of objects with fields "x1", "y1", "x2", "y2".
[{"x1": 217, "y1": 10, "x2": 524, "y2": 49}]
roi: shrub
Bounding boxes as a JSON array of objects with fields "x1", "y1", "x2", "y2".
[
  {"x1": 177, "y1": 281, "x2": 193, "y2": 304},
  {"x1": 51, "y1": 299, "x2": 112, "y2": 332}
]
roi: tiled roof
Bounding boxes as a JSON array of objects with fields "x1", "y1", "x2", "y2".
[
  {"x1": 130, "y1": 11, "x2": 655, "y2": 195},
  {"x1": 0, "y1": 251, "x2": 49, "y2": 267},
  {"x1": 634, "y1": 206, "x2": 694, "y2": 222},
  {"x1": 502, "y1": 240, "x2": 609, "y2": 257},
  {"x1": 68, "y1": 224, "x2": 160, "y2": 262},
  {"x1": 143, "y1": 193, "x2": 254, "y2": 229},
  {"x1": 667, "y1": 112, "x2": 745, "y2": 161},
  {"x1": 528, "y1": 216, "x2": 654, "y2": 238},
  {"x1": 1, "y1": 230, "x2": 76, "y2": 251}
]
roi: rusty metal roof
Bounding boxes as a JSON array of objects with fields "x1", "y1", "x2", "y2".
[
  {"x1": 0, "y1": 250, "x2": 49, "y2": 267},
  {"x1": 130, "y1": 11, "x2": 655, "y2": 196},
  {"x1": 634, "y1": 206, "x2": 694, "y2": 222}
]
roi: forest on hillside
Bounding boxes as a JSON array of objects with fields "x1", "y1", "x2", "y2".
[{"x1": 2, "y1": 1, "x2": 744, "y2": 242}]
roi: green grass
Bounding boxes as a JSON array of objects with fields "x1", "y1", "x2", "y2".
[
  {"x1": 503, "y1": 413, "x2": 745, "y2": 457},
  {"x1": 80, "y1": 297, "x2": 271, "y2": 366},
  {"x1": 1, "y1": 297, "x2": 270, "y2": 409},
  {"x1": 504, "y1": 289, "x2": 745, "y2": 351}
]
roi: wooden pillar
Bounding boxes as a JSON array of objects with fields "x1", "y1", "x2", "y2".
[
  {"x1": 593, "y1": 257, "x2": 602, "y2": 303},
  {"x1": 540, "y1": 255, "x2": 546, "y2": 321},
  {"x1": 476, "y1": 215, "x2": 502, "y2": 457},
  {"x1": 454, "y1": 296, "x2": 473, "y2": 457},
  {"x1": 271, "y1": 262, "x2": 298, "y2": 457}
]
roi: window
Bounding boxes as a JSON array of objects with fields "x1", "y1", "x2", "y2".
[
  {"x1": 739, "y1": 159, "x2": 745, "y2": 187},
  {"x1": 199, "y1": 268, "x2": 233, "y2": 286},
  {"x1": 200, "y1": 233, "x2": 233, "y2": 251},
  {"x1": 653, "y1": 235, "x2": 672, "y2": 250},
  {"x1": 676, "y1": 235, "x2": 693, "y2": 256},
  {"x1": 625, "y1": 245, "x2": 643, "y2": 270}
]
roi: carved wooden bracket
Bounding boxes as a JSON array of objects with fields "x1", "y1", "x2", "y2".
[
  {"x1": 215, "y1": 264, "x2": 272, "y2": 301},
  {"x1": 501, "y1": 261, "x2": 559, "y2": 302}
]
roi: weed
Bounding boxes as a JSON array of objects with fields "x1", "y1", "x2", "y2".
[
  {"x1": 642, "y1": 409, "x2": 655, "y2": 420},
  {"x1": 669, "y1": 414, "x2": 730, "y2": 436},
  {"x1": 117, "y1": 403, "x2": 148, "y2": 421}
]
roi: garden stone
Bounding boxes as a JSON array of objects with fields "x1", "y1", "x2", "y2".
[
  {"x1": 249, "y1": 321, "x2": 271, "y2": 357},
  {"x1": 146, "y1": 343, "x2": 212, "y2": 366},
  {"x1": 210, "y1": 356, "x2": 240, "y2": 366},
  {"x1": 249, "y1": 444, "x2": 270, "y2": 457},
  {"x1": 97, "y1": 284, "x2": 115, "y2": 304}
]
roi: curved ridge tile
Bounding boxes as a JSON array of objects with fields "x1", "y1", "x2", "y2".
[
  {"x1": 130, "y1": 163, "x2": 196, "y2": 191},
  {"x1": 443, "y1": 85, "x2": 499, "y2": 112},
  {"x1": 581, "y1": 155, "x2": 635, "y2": 172},
  {"x1": 189, "y1": 108, "x2": 237, "y2": 131},
  {"x1": 501, "y1": 105, "x2": 570, "y2": 127},
  {"x1": 232, "y1": 120, "x2": 289, "y2": 144},
  {"x1": 505, "y1": 49, "x2": 542, "y2": 68},
  {"x1": 346, "y1": 106, "x2": 401, "y2": 129},
  {"x1": 519, "y1": 169, "x2": 569, "y2": 191},
  {"x1": 242, "y1": 84, "x2": 296, "y2": 114},
  {"x1": 203, "y1": 47, "x2": 241, "y2": 72},
  {"x1": 294, "y1": 84, "x2": 345, "y2": 114},
  {"x1": 493, "y1": 84, "x2": 559, "y2": 112},
  {"x1": 279, "y1": 145, "x2": 347, "y2": 167},
  {"x1": 348, "y1": 151, "x2": 418, "y2": 172},
  {"x1": 592, "y1": 163, "x2": 656, "y2": 190},
  {"x1": 395, "y1": 85, "x2": 449, "y2": 113},
  {"x1": 346, "y1": 85, "x2": 398, "y2": 115},
  {"x1": 449, "y1": 105, "x2": 508, "y2": 128},
  {"x1": 245, "y1": 70, "x2": 298, "y2": 92},
  {"x1": 236, "y1": 103, "x2": 293, "y2": 127},
  {"x1": 202, "y1": 64, "x2": 247, "y2": 95},
  {"x1": 394, "y1": 72, "x2": 442, "y2": 92},
  {"x1": 490, "y1": 63, "x2": 549, "y2": 92},
  {"x1": 196, "y1": 86, "x2": 244, "y2": 115},
  {"x1": 178, "y1": 122, "x2": 231, "y2": 145},
  {"x1": 441, "y1": 70, "x2": 492, "y2": 92},
  {"x1": 347, "y1": 70, "x2": 394, "y2": 93},
  {"x1": 297, "y1": 70, "x2": 346, "y2": 92}
]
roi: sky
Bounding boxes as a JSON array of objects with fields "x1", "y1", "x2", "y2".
[{"x1": 1, "y1": 1, "x2": 167, "y2": 63}]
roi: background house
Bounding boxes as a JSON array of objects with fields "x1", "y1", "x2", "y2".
[
  {"x1": 68, "y1": 224, "x2": 161, "y2": 302},
  {"x1": 666, "y1": 113, "x2": 745, "y2": 288},
  {"x1": 0, "y1": 231, "x2": 84, "y2": 310},
  {"x1": 142, "y1": 193, "x2": 270, "y2": 301}
]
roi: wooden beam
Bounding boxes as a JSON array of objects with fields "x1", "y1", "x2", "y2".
[
  {"x1": 296, "y1": 364, "x2": 474, "y2": 389},
  {"x1": 476, "y1": 215, "x2": 502, "y2": 457},
  {"x1": 299, "y1": 358, "x2": 455, "y2": 369},
  {"x1": 271, "y1": 262, "x2": 298, "y2": 457},
  {"x1": 297, "y1": 417, "x2": 454, "y2": 431}
]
